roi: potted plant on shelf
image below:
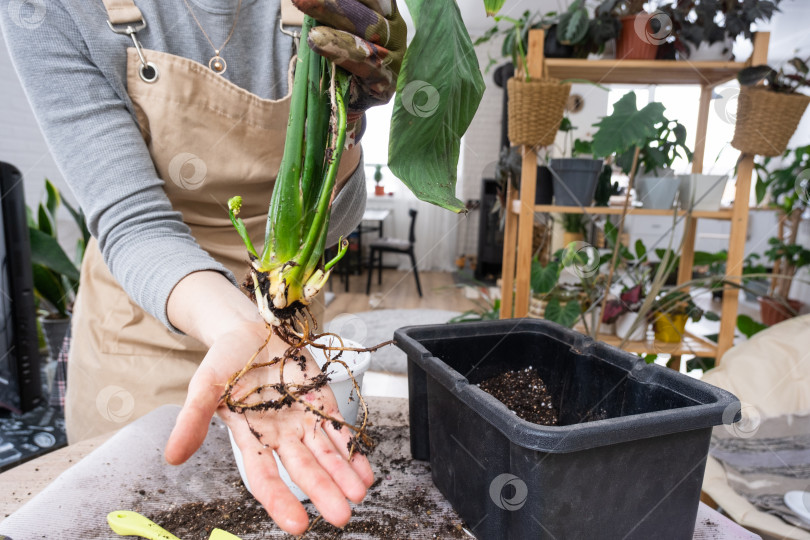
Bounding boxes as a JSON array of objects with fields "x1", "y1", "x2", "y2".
[
  {"x1": 550, "y1": 121, "x2": 606, "y2": 207},
  {"x1": 663, "y1": 0, "x2": 782, "y2": 61},
  {"x1": 742, "y1": 253, "x2": 770, "y2": 301},
  {"x1": 591, "y1": 91, "x2": 692, "y2": 210},
  {"x1": 759, "y1": 237, "x2": 810, "y2": 325},
  {"x1": 598, "y1": 0, "x2": 664, "y2": 60},
  {"x1": 28, "y1": 179, "x2": 89, "y2": 361},
  {"x1": 650, "y1": 290, "x2": 705, "y2": 343},
  {"x1": 622, "y1": 116, "x2": 693, "y2": 210},
  {"x1": 561, "y1": 213, "x2": 586, "y2": 245},
  {"x1": 733, "y1": 56, "x2": 810, "y2": 157}
]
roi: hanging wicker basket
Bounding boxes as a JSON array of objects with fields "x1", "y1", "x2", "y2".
[
  {"x1": 731, "y1": 87, "x2": 810, "y2": 156},
  {"x1": 507, "y1": 76, "x2": 571, "y2": 147}
]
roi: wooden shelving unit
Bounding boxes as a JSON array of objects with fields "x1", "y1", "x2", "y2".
[{"x1": 500, "y1": 30, "x2": 771, "y2": 364}]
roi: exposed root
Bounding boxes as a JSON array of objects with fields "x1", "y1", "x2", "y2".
[{"x1": 222, "y1": 303, "x2": 386, "y2": 459}]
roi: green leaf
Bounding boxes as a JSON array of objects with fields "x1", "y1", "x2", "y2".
[
  {"x1": 483, "y1": 0, "x2": 506, "y2": 17},
  {"x1": 530, "y1": 259, "x2": 561, "y2": 294},
  {"x1": 704, "y1": 311, "x2": 720, "y2": 322},
  {"x1": 31, "y1": 264, "x2": 68, "y2": 317},
  {"x1": 591, "y1": 92, "x2": 666, "y2": 159},
  {"x1": 389, "y1": 0, "x2": 485, "y2": 213},
  {"x1": 558, "y1": 3, "x2": 589, "y2": 45},
  {"x1": 737, "y1": 65, "x2": 775, "y2": 87},
  {"x1": 634, "y1": 239, "x2": 646, "y2": 261},
  {"x1": 37, "y1": 204, "x2": 54, "y2": 237},
  {"x1": 736, "y1": 314, "x2": 768, "y2": 339},
  {"x1": 45, "y1": 178, "x2": 61, "y2": 219},
  {"x1": 544, "y1": 298, "x2": 581, "y2": 328},
  {"x1": 63, "y1": 197, "x2": 91, "y2": 248},
  {"x1": 29, "y1": 228, "x2": 80, "y2": 281}
]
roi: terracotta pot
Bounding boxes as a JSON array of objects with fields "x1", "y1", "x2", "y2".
[
  {"x1": 374, "y1": 185, "x2": 385, "y2": 196},
  {"x1": 616, "y1": 14, "x2": 659, "y2": 60},
  {"x1": 758, "y1": 297, "x2": 803, "y2": 326},
  {"x1": 653, "y1": 312, "x2": 688, "y2": 343}
]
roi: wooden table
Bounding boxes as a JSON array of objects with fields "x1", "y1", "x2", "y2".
[{"x1": 0, "y1": 398, "x2": 762, "y2": 539}]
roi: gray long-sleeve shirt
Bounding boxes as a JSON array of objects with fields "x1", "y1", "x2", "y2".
[{"x1": 0, "y1": 0, "x2": 365, "y2": 332}]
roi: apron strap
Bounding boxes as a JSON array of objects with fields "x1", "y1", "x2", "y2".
[
  {"x1": 280, "y1": 0, "x2": 304, "y2": 26},
  {"x1": 101, "y1": 0, "x2": 144, "y2": 26}
]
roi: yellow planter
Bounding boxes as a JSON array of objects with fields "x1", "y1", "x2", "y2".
[{"x1": 653, "y1": 313, "x2": 688, "y2": 343}]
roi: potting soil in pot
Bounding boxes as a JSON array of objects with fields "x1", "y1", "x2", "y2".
[{"x1": 477, "y1": 367, "x2": 558, "y2": 425}]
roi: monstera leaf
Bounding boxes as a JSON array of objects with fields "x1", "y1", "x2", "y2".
[
  {"x1": 388, "y1": 0, "x2": 485, "y2": 213},
  {"x1": 591, "y1": 91, "x2": 666, "y2": 158}
]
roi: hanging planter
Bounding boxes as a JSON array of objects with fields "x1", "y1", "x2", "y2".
[
  {"x1": 732, "y1": 59, "x2": 810, "y2": 157},
  {"x1": 507, "y1": 77, "x2": 571, "y2": 147}
]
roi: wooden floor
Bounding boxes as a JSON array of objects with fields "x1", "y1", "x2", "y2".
[{"x1": 325, "y1": 269, "x2": 481, "y2": 320}]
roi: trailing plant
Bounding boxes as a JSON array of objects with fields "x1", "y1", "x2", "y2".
[
  {"x1": 753, "y1": 144, "x2": 810, "y2": 213},
  {"x1": 663, "y1": 0, "x2": 781, "y2": 58},
  {"x1": 223, "y1": 2, "x2": 484, "y2": 462},
  {"x1": 738, "y1": 56, "x2": 810, "y2": 95}
]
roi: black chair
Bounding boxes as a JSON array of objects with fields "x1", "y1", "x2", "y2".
[{"x1": 366, "y1": 209, "x2": 422, "y2": 297}]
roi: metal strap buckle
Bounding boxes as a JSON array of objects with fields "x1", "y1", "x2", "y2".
[{"x1": 106, "y1": 18, "x2": 158, "y2": 83}]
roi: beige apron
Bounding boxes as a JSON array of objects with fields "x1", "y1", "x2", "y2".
[{"x1": 66, "y1": 0, "x2": 360, "y2": 443}]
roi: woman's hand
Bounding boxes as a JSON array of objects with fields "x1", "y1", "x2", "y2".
[
  {"x1": 292, "y1": 0, "x2": 408, "y2": 116},
  {"x1": 165, "y1": 271, "x2": 374, "y2": 535}
]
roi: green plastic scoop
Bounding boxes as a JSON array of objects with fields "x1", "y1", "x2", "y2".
[{"x1": 107, "y1": 510, "x2": 241, "y2": 540}]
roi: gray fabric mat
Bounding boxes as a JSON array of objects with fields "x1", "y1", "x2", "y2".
[
  {"x1": 0, "y1": 398, "x2": 469, "y2": 539},
  {"x1": 710, "y1": 413, "x2": 810, "y2": 531},
  {"x1": 324, "y1": 310, "x2": 460, "y2": 374}
]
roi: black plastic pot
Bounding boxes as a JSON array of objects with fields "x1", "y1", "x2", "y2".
[
  {"x1": 544, "y1": 25, "x2": 574, "y2": 58},
  {"x1": 550, "y1": 158, "x2": 603, "y2": 206},
  {"x1": 396, "y1": 319, "x2": 738, "y2": 540},
  {"x1": 535, "y1": 166, "x2": 553, "y2": 204}
]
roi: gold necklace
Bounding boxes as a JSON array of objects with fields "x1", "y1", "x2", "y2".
[{"x1": 181, "y1": 0, "x2": 243, "y2": 74}]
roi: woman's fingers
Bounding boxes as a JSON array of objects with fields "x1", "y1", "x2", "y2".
[
  {"x1": 302, "y1": 421, "x2": 368, "y2": 503},
  {"x1": 164, "y1": 361, "x2": 223, "y2": 465},
  {"x1": 230, "y1": 413, "x2": 311, "y2": 536},
  {"x1": 276, "y1": 437, "x2": 353, "y2": 528},
  {"x1": 324, "y1": 415, "x2": 375, "y2": 488}
]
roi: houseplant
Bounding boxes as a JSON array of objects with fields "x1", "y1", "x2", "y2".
[
  {"x1": 550, "y1": 121, "x2": 605, "y2": 207},
  {"x1": 663, "y1": 0, "x2": 782, "y2": 60},
  {"x1": 373, "y1": 164, "x2": 385, "y2": 196},
  {"x1": 28, "y1": 179, "x2": 88, "y2": 360},
  {"x1": 733, "y1": 56, "x2": 810, "y2": 156},
  {"x1": 598, "y1": 0, "x2": 664, "y2": 60},
  {"x1": 622, "y1": 117, "x2": 693, "y2": 210},
  {"x1": 760, "y1": 237, "x2": 810, "y2": 325},
  {"x1": 650, "y1": 290, "x2": 705, "y2": 343}
]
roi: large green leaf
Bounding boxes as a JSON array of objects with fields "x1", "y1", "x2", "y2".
[
  {"x1": 736, "y1": 314, "x2": 768, "y2": 339},
  {"x1": 544, "y1": 298, "x2": 581, "y2": 328},
  {"x1": 558, "y1": 1, "x2": 589, "y2": 45},
  {"x1": 591, "y1": 92, "x2": 666, "y2": 158},
  {"x1": 389, "y1": 0, "x2": 485, "y2": 213},
  {"x1": 29, "y1": 228, "x2": 80, "y2": 281}
]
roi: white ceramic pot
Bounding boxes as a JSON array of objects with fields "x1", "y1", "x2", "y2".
[
  {"x1": 229, "y1": 336, "x2": 371, "y2": 500},
  {"x1": 635, "y1": 170, "x2": 679, "y2": 210},
  {"x1": 615, "y1": 312, "x2": 647, "y2": 342},
  {"x1": 678, "y1": 174, "x2": 728, "y2": 211},
  {"x1": 683, "y1": 39, "x2": 734, "y2": 61}
]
